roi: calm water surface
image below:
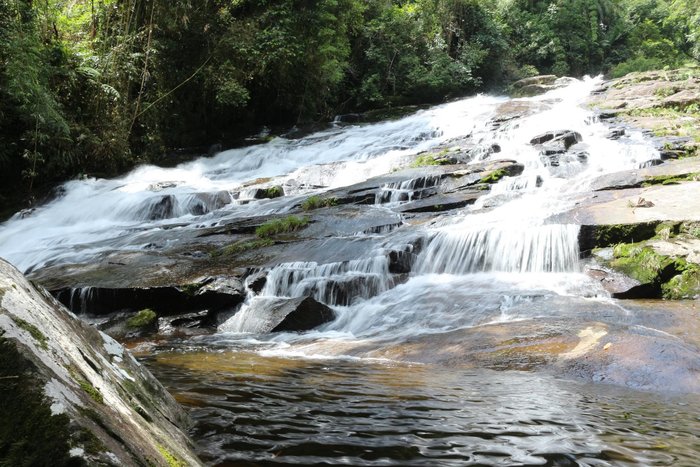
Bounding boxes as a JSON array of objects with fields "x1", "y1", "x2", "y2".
[{"x1": 141, "y1": 343, "x2": 700, "y2": 467}]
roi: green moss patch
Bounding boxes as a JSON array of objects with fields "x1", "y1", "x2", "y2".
[
  {"x1": 261, "y1": 186, "x2": 283, "y2": 199},
  {"x1": 10, "y1": 316, "x2": 48, "y2": 350},
  {"x1": 610, "y1": 243, "x2": 675, "y2": 284},
  {"x1": 78, "y1": 379, "x2": 104, "y2": 405},
  {"x1": 479, "y1": 169, "x2": 507, "y2": 184},
  {"x1": 588, "y1": 222, "x2": 660, "y2": 248},
  {"x1": 177, "y1": 283, "x2": 200, "y2": 297},
  {"x1": 126, "y1": 309, "x2": 157, "y2": 329},
  {"x1": 157, "y1": 444, "x2": 187, "y2": 467},
  {"x1": 662, "y1": 262, "x2": 700, "y2": 299}
]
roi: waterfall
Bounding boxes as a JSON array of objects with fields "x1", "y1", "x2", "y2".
[
  {"x1": 0, "y1": 76, "x2": 665, "y2": 342},
  {"x1": 415, "y1": 224, "x2": 581, "y2": 274},
  {"x1": 263, "y1": 256, "x2": 394, "y2": 306}
]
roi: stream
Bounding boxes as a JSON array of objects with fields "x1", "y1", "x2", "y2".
[{"x1": 2, "y1": 77, "x2": 700, "y2": 465}]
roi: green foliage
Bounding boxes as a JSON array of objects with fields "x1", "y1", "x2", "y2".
[
  {"x1": 255, "y1": 216, "x2": 310, "y2": 238},
  {"x1": 301, "y1": 195, "x2": 338, "y2": 210},
  {"x1": 126, "y1": 309, "x2": 157, "y2": 329}
]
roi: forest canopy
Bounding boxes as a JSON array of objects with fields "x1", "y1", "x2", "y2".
[{"x1": 0, "y1": 0, "x2": 698, "y2": 202}]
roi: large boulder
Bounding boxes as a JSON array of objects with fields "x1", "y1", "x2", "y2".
[{"x1": 0, "y1": 258, "x2": 201, "y2": 466}]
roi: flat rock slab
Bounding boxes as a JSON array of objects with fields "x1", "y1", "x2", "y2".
[
  {"x1": 557, "y1": 181, "x2": 700, "y2": 226},
  {"x1": 590, "y1": 157, "x2": 700, "y2": 192}
]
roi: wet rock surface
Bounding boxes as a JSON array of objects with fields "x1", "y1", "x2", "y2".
[{"x1": 0, "y1": 259, "x2": 201, "y2": 466}]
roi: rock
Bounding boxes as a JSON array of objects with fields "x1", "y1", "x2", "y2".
[
  {"x1": 529, "y1": 130, "x2": 582, "y2": 149},
  {"x1": 269, "y1": 297, "x2": 335, "y2": 332},
  {"x1": 193, "y1": 276, "x2": 245, "y2": 310},
  {"x1": 230, "y1": 296, "x2": 335, "y2": 333},
  {"x1": 143, "y1": 195, "x2": 175, "y2": 220},
  {"x1": 388, "y1": 249, "x2": 415, "y2": 274},
  {"x1": 397, "y1": 191, "x2": 483, "y2": 213},
  {"x1": 662, "y1": 89, "x2": 700, "y2": 109},
  {"x1": 577, "y1": 222, "x2": 660, "y2": 254},
  {"x1": 53, "y1": 277, "x2": 245, "y2": 321},
  {"x1": 585, "y1": 265, "x2": 656, "y2": 299},
  {"x1": 247, "y1": 271, "x2": 268, "y2": 294},
  {"x1": 334, "y1": 113, "x2": 363, "y2": 124},
  {"x1": 159, "y1": 310, "x2": 212, "y2": 332},
  {"x1": 607, "y1": 128, "x2": 626, "y2": 140},
  {"x1": 147, "y1": 181, "x2": 180, "y2": 191},
  {"x1": 0, "y1": 258, "x2": 201, "y2": 466}
]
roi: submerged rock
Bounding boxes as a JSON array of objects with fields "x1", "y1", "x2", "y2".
[{"x1": 0, "y1": 258, "x2": 201, "y2": 466}]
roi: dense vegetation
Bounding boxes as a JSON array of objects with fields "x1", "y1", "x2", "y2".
[{"x1": 0, "y1": 0, "x2": 698, "y2": 206}]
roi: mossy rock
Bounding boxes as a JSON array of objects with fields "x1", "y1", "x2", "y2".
[
  {"x1": 480, "y1": 169, "x2": 507, "y2": 184},
  {"x1": 126, "y1": 308, "x2": 157, "y2": 329},
  {"x1": 610, "y1": 244, "x2": 676, "y2": 285},
  {"x1": 662, "y1": 264, "x2": 700, "y2": 299},
  {"x1": 579, "y1": 222, "x2": 660, "y2": 253}
]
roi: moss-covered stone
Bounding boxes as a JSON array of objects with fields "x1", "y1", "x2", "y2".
[
  {"x1": 479, "y1": 169, "x2": 507, "y2": 184},
  {"x1": 580, "y1": 222, "x2": 660, "y2": 252},
  {"x1": 126, "y1": 308, "x2": 157, "y2": 329},
  {"x1": 610, "y1": 244, "x2": 675, "y2": 285},
  {"x1": 261, "y1": 186, "x2": 283, "y2": 199},
  {"x1": 654, "y1": 221, "x2": 681, "y2": 240},
  {"x1": 662, "y1": 263, "x2": 700, "y2": 299},
  {"x1": 177, "y1": 283, "x2": 201, "y2": 297}
]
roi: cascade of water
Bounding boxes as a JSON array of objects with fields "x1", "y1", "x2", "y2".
[
  {"x1": 415, "y1": 225, "x2": 581, "y2": 275},
  {"x1": 375, "y1": 175, "x2": 443, "y2": 204},
  {"x1": 262, "y1": 256, "x2": 394, "y2": 306}
]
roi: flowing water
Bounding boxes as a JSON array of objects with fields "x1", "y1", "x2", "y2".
[{"x1": 3, "y1": 78, "x2": 700, "y2": 465}]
